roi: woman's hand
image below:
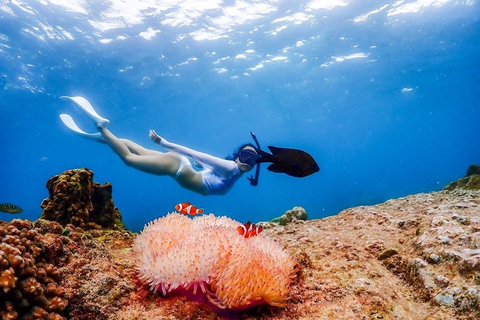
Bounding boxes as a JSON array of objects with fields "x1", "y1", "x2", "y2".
[{"x1": 149, "y1": 130, "x2": 163, "y2": 144}]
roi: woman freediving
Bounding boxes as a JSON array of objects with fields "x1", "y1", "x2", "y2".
[{"x1": 59, "y1": 96, "x2": 260, "y2": 195}]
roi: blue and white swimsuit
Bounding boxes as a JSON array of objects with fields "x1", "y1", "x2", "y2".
[
  {"x1": 201, "y1": 167, "x2": 241, "y2": 195},
  {"x1": 159, "y1": 138, "x2": 242, "y2": 195}
]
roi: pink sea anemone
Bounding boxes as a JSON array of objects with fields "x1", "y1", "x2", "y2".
[{"x1": 132, "y1": 213, "x2": 296, "y2": 310}]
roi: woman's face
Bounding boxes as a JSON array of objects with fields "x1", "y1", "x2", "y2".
[{"x1": 236, "y1": 146, "x2": 257, "y2": 173}]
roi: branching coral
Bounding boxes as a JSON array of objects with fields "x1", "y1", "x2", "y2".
[
  {"x1": 133, "y1": 213, "x2": 297, "y2": 311},
  {"x1": 0, "y1": 220, "x2": 68, "y2": 320}
]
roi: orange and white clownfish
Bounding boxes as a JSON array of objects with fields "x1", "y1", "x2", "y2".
[
  {"x1": 175, "y1": 202, "x2": 204, "y2": 215},
  {"x1": 237, "y1": 221, "x2": 263, "y2": 238}
]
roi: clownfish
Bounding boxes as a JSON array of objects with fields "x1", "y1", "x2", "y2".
[
  {"x1": 237, "y1": 221, "x2": 263, "y2": 238},
  {"x1": 175, "y1": 202, "x2": 204, "y2": 215}
]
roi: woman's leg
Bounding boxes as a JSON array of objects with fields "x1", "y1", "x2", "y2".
[
  {"x1": 99, "y1": 127, "x2": 179, "y2": 176},
  {"x1": 120, "y1": 139, "x2": 162, "y2": 156},
  {"x1": 98, "y1": 127, "x2": 206, "y2": 194}
]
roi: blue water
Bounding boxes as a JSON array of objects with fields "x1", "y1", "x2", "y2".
[{"x1": 1, "y1": 1, "x2": 479, "y2": 232}]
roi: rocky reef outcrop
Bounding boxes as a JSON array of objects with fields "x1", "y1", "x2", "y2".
[
  {"x1": 40, "y1": 168, "x2": 125, "y2": 230},
  {"x1": 259, "y1": 206, "x2": 308, "y2": 229},
  {"x1": 272, "y1": 188, "x2": 480, "y2": 320},
  {"x1": 2, "y1": 168, "x2": 480, "y2": 319},
  {"x1": 444, "y1": 164, "x2": 480, "y2": 191}
]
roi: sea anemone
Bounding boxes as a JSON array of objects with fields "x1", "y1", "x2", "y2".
[{"x1": 132, "y1": 213, "x2": 296, "y2": 310}]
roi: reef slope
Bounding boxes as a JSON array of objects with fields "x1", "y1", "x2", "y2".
[
  {"x1": 268, "y1": 188, "x2": 479, "y2": 320},
  {"x1": 73, "y1": 187, "x2": 479, "y2": 320},
  {"x1": 2, "y1": 171, "x2": 479, "y2": 319}
]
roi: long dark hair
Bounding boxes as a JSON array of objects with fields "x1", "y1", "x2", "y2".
[{"x1": 226, "y1": 143, "x2": 256, "y2": 160}]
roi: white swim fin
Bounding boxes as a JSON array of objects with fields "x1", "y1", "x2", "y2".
[
  {"x1": 59, "y1": 114, "x2": 104, "y2": 141},
  {"x1": 60, "y1": 96, "x2": 110, "y2": 128}
]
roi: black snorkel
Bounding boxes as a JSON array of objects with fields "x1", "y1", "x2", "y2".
[{"x1": 247, "y1": 132, "x2": 261, "y2": 186}]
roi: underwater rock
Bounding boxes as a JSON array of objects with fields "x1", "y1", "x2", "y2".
[
  {"x1": 108, "y1": 182, "x2": 478, "y2": 319},
  {"x1": 259, "y1": 206, "x2": 308, "y2": 229},
  {"x1": 59, "y1": 229, "x2": 136, "y2": 320},
  {"x1": 443, "y1": 174, "x2": 480, "y2": 191},
  {"x1": 4, "y1": 171, "x2": 477, "y2": 319},
  {"x1": 466, "y1": 164, "x2": 480, "y2": 176},
  {"x1": 444, "y1": 164, "x2": 480, "y2": 191},
  {"x1": 40, "y1": 168, "x2": 125, "y2": 230},
  {"x1": 277, "y1": 206, "x2": 308, "y2": 225},
  {"x1": 267, "y1": 188, "x2": 480, "y2": 319}
]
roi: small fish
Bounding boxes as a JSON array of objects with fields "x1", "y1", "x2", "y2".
[
  {"x1": 0, "y1": 203, "x2": 23, "y2": 214},
  {"x1": 237, "y1": 221, "x2": 263, "y2": 238},
  {"x1": 175, "y1": 202, "x2": 204, "y2": 215}
]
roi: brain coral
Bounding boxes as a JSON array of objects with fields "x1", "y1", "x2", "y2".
[{"x1": 133, "y1": 213, "x2": 297, "y2": 311}]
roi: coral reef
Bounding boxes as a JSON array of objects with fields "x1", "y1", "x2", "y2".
[
  {"x1": 0, "y1": 218, "x2": 136, "y2": 320},
  {"x1": 0, "y1": 219, "x2": 69, "y2": 320},
  {"x1": 3, "y1": 168, "x2": 480, "y2": 319},
  {"x1": 40, "y1": 168, "x2": 125, "y2": 230},
  {"x1": 58, "y1": 229, "x2": 136, "y2": 320},
  {"x1": 132, "y1": 213, "x2": 297, "y2": 311}
]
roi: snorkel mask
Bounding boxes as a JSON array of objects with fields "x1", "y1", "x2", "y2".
[{"x1": 238, "y1": 148, "x2": 260, "y2": 167}]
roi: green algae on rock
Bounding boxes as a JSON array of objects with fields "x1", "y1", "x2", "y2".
[
  {"x1": 444, "y1": 164, "x2": 480, "y2": 191},
  {"x1": 259, "y1": 206, "x2": 308, "y2": 229}
]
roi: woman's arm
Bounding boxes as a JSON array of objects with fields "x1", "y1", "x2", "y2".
[{"x1": 149, "y1": 130, "x2": 237, "y2": 177}]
